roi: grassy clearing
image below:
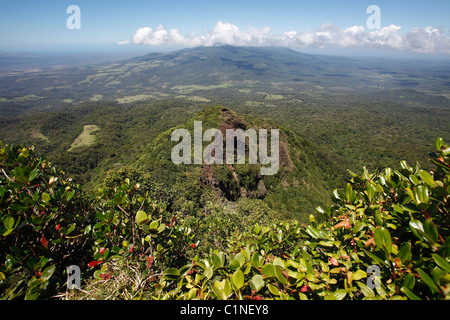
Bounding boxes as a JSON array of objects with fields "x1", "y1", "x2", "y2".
[
  {"x1": 30, "y1": 128, "x2": 49, "y2": 142},
  {"x1": 116, "y1": 94, "x2": 156, "y2": 104},
  {"x1": 68, "y1": 125, "x2": 100, "y2": 151},
  {"x1": 90, "y1": 94, "x2": 103, "y2": 102},
  {"x1": 171, "y1": 84, "x2": 233, "y2": 94}
]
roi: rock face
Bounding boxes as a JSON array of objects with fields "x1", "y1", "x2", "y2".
[{"x1": 197, "y1": 107, "x2": 280, "y2": 201}]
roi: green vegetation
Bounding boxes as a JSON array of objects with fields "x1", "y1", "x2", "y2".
[
  {"x1": 0, "y1": 136, "x2": 448, "y2": 300},
  {"x1": 0, "y1": 46, "x2": 449, "y2": 301},
  {"x1": 68, "y1": 125, "x2": 100, "y2": 151}
]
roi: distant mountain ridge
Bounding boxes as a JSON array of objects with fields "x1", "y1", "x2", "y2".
[{"x1": 1, "y1": 45, "x2": 448, "y2": 116}]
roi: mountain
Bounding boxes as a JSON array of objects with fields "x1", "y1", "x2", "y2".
[
  {"x1": 1, "y1": 46, "x2": 448, "y2": 116},
  {"x1": 125, "y1": 105, "x2": 341, "y2": 221}
]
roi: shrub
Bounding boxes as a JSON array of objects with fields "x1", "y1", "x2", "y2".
[{"x1": 0, "y1": 142, "x2": 95, "y2": 299}]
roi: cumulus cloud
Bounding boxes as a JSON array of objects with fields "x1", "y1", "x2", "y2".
[{"x1": 119, "y1": 20, "x2": 450, "y2": 54}]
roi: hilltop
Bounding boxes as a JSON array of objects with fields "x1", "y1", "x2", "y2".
[{"x1": 124, "y1": 106, "x2": 341, "y2": 220}]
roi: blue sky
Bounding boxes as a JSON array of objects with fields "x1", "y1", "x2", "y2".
[{"x1": 0, "y1": 0, "x2": 449, "y2": 56}]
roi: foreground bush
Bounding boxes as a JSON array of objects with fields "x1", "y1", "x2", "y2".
[
  {"x1": 140, "y1": 137, "x2": 449, "y2": 300},
  {"x1": 0, "y1": 143, "x2": 94, "y2": 299},
  {"x1": 1, "y1": 138, "x2": 449, "y2": 299}
]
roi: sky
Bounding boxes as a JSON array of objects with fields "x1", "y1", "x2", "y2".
[{"x1": 0, "y1": 0, "x2": 449, "y2": 57}]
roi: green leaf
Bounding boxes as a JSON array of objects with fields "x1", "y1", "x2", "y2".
[
  {"x1": 274, "y1": 265, "x2": 288, "y2": 285},
  {"x1": 345, "y1": 183, "x2": 355, "y2": 203},
  {"x1": 305, "y1": 225, "x2": 327, "y2": 240},
  {"x1": 65, "y1": 190, "x2": 76, "y2": 202},
  {"x1": 28, "y1": 168, "x2": 40, "y2": 181},
  {"x1": 212, "y1": 279, "x2": 231, "y2": 300},
  {"x1": 363, "y1": 250, "x2": 389, "y2": 267},
  {"x1": 41, "y1": 192, "x2": 51, "y2": 204},
  {"x1": 157, "y1": 223, "x2": 165, "y2": 233},
  {"x1": 417, "y1": 268, "x2": 439, "y2": 295},
  {"x1": 400, "y1": 287, "x2": 421, "y2": 300},
  {"x1": 423, "y1": 219, "x2": 438, "y2": 244},
  {"x1": 352, "y1": 270, "x2": 367, "y2": 281},
  {"x1": 204, "y1": 266, "x2": 213, "y2": 280},
  {"x1": 149, "y1": 220, "x2": 159, "y2": 231},
  {"x1": 135, "y1": 210, "x2": 149, "y2": 226},
  {"x1": 419, "y1": 170, "x2": 435, "y2": 188},
  {"x1": 415, "y1": 185, "x2": 429, "y2": 205},
  {"x1": 240, "y1": 249, "x2": 250, "y2": 261},
  {"x1": 409, "y1": 174, "x2": 420, "y2": 186},
  {"x1": 212, "y1": 253, "x2": 224, "y2": 268},
  {"x1": 435, "y1": 137, "x2": 444, "y2": 151},
  {"x1": 324, "y1": 289, "x2": 347, "y2": 300},
  {"x1": 332, "y1": 189, "x2": 345, "y2": 202},
  {"x1": 267, "y1": 283, "x2": 280, "y2": 296},
  {"x1": 261, "y1": 263, "x2": 275, "y2": 278},
  {"x1": 0, "y1": 186, "x2": 6, "y2": 202},
  {"x1": 9, "y1": 203, "x2": 28, "y2": 211},
  {"x1": 356, "y1": 282, "x2": 375, "y2": 298},
  {"x1": 249, "y1": 274, "x2": 264, "y2": 292},
  {"x1": 410, "y1": 219, "x2": 436, "y2": 245},
  {"x1": 432, "y1": 254, "x2": 450, "y2": 273},
  {"x1": 316, "y1": 206, "x2": 331, "y2": 220},
  {"x1": 251, "y1": 252, "x2": 264, "y2": 268},
  {"x1": 162, "y1": 268, "x2": 180, "y2": 281},
  {"x1": 398, "y1": 242, "x2": 412, "y2": 264},
  {"x1": 3, "y1": 216, "x2": 14, "y2": 230},
  {"x1": 374, "y1": 227, "x2": 392, "y2": 257},
  {"x1": 401, "y1": 273, "x2": 415, "y2": 289},
  {"x1": 229, "y1": 259, "x2": 240, "y2": 271},
  {"x1": 40, "y1": 264, "x2": 55, "y2": 281},
  {"x1": 232, "y1": 270, "x2": 244, "y2": 290},
  {"x1": 234, "y1": 253, "x2": 246, "y2": 267}
]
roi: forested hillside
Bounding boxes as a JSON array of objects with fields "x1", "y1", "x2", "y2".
[{"x1": 0, "y1": 46, "x2": 449, "y2": 301}]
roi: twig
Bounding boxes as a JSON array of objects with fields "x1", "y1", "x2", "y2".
[{"x1": 1, "y1": 168, "x2": 13, "y2": 182}]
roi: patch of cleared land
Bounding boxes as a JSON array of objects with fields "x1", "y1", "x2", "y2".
[
  {"x1": 68, "y1": 125, "x2": 100, "y2": 151},
  {"x1": 90, "y1": 94, "x2": 103, "y2": 102},
  {"x1": 171, "y1": 84, "x2": 233, "y2": 94},
  {"x1": 30, "y1": 128, "x2": 49, "y2": 142}
]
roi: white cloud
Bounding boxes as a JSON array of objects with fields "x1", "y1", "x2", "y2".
[{"x1": 121, "y1": 20, "x2": 450, "y2": 54}]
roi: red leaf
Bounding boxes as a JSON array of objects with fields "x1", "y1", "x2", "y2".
[
  {"x1": 55, "y1": 224, "x2": 60, "y2": 231},
  {"x1": 100, "y1": 248, "x2": 106, "y2": 255},
  {"x1": 329, "y1": 257, "x2": 339, "y2": 266},
  {"x1": 40, "y1": 236, "x2": 48, "y2": 248},
  {"x1": 128, "y1": 245, "x2": 134, "y2": 253},
  {"x1": 190, "y1": 243, "x2": 196, "y2": 248},
  {"x1": 87, "y1": 260, "x2": 102, "y2": 267},
  {"x1": 146, "y1": 256, "x2": 154, "y2": 268}
]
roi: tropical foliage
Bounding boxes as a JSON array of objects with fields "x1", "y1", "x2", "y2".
[{"x1": 1, "y1": 137, "x2": 448, "y2": 300}]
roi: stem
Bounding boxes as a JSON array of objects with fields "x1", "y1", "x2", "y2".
[
  {"x1": 117, "y1": 204, "x2": 136, "y2": 248},
  {"x1": 1, "y1": 168, "x2": 13, "y2": 182}
]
